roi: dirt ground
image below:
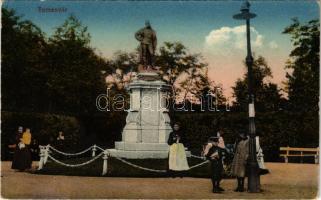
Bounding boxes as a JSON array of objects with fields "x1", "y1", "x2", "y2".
[{"x1": 1, "y1": 162, "x2": 319, "y2": 199}]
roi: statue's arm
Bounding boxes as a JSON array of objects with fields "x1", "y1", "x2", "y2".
[
  {"x1": 153, "y1": 31, "x2": 157, "y2": 51},
  {"x1": 135, "y1": 29, "x2": 144, "y2": 41}
]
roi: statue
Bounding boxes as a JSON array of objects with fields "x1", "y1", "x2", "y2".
[{"x1": 135, "y1": 20, "x2": 157, "y2": 71}]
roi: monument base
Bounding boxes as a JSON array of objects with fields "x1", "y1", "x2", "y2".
[
  {"x1": 107, "y1": 149, "x2": 169, "y2": 159},
  {"x1": 108, "y1": 142, "x2": 191, "y2": 159},
  {"x1": 108, "y1": 71, "x2": 191, "y2": 159}
]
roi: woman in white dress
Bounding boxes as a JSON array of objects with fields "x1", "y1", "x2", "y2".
[{"x1": 167, "y1": 122, "x2": 189, "y2": 177}]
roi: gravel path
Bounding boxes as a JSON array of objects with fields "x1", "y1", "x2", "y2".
[{"x1": 1, "y1": 162, "x2": 318, "y2": 199}]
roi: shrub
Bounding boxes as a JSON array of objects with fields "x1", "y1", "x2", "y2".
[
  {"x1": 173, "y1": 111, "x2": 319, "y2": 162},
  {"x1": 1, "y1": 111, "x2": 80, "y2": 160}
]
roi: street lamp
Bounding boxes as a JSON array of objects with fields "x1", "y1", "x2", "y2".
[{"x1": 233, "y1": 0, "x2": 260, "y2": 193}]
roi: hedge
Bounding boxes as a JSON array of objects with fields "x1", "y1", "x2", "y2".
[
  {"x1": 173, "y1": 111, "x2": 319, "y2": 161},
  {"x1": 1, "y1": 111, "x2": 81, "y2": 160},
  {"x1": 2, "y1": 110, "x2": 318, "y2": 162}
]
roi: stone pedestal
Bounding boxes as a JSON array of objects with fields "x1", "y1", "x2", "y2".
[{"x1": 108, "y1": 72, "x2": 190, "y2": 159}]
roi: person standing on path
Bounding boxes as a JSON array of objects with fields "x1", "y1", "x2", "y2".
[
  {"x1": 204, "y1": 136, "x2": 225, "y2": 193},
  {"x1": 167, "y1": 122, "x2": 189, "y2": 177},
  {"x1": 231, "y1": 133, "x2": 249, "y2": 192},
  {"x1": 12, "y1": 128, "x2": 32, "y2": 171}
]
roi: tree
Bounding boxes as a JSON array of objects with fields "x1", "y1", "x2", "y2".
[
  {"x1": 155, "y1": 42, "x2": 209, "y2": 104},
  {"x1": 283, "y1": 18, "x2": 319, "y2": 112},
  {"x1": 105, "y1": 51, "x2": 138, "y2": 91},
  {"x1": 45, "y1": 15, "x2": 108, "y2": 115},
  {"x1": 2, "y1": 8, "x2": 48, "y2": 112},
  {"x1": 156, "y1": 42, "x2": 208, "y2": 84},
  {"x1": 176, "y1": 67, "x2": 209, "y2": 103},
  {"x1": 199, "y1": 83, "x2": 227, "y2": 112},
  {"x1": 232, "y1": 55, "x2": 282, "y2": 112}
]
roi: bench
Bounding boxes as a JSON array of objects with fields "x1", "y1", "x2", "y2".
[{"x1": 280, "y1": 147, "x2": 319, "y2": 164}]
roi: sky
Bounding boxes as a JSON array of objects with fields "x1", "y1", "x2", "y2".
[{"x1": 3, "y1": 0, "x2": 320, "y2": 99}]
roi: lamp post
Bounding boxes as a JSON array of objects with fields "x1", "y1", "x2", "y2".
[{"x1": 233, "y1": 0, "x2": 260, "y2": 193}]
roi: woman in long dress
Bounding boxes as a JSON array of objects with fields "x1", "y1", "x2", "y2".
[
  {"x1": 12, "y1": 128, "x2": 32, "y2": 171},
  {"x1": 167, "y1": 122, "x2": 189, "y2": 177}
]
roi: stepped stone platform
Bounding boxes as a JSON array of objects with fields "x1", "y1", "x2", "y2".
[
  {"x1": 108, "y1": 72, "x2": 190, "y2": 159},
  {"x1": 108, "y1": 142, "x2": 191, "y2": 159}
]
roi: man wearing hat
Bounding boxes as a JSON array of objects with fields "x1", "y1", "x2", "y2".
[
  {"x1": 231, "y1": 133, "x2": 249, "y2": 192},
  {"x1": 203, "y1": 136, "x2": 225, "y2": 193},
  {"x1": 135, "y1": 20, "x2": 157, "y2": 70}
]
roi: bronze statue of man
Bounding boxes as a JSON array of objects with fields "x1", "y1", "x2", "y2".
[{"x1": 135, "y1": 21, "x2": 157, "y2": 70}]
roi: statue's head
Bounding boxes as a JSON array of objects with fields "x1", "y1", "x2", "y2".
[{"x1": 145, "y1": 20, "x2": 151, "y2": 28}]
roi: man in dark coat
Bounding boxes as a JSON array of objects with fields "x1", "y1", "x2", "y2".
[
  {"x1": 30, "y1": 138, "x2": 39, "y2": 161},
  {"x1": 135, "y1": 20, "x2": 157, "y2": 69}
]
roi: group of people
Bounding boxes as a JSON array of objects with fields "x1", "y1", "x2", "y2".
[
  {"x1": 9, "y1": 123, "x2": 265, "y2": 193},
  {"x1": 9, "y1": 126, "x2": 66, "y2": 172},
  {"x1": 10, "y1": 126, "x2": 33, "y2": 171},
  {"x1": 167, "y1": 122, "x2": 267, "y2": 193}
]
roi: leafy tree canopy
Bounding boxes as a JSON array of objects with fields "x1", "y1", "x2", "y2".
[
  {"x1": 232, "y1": 55, "x2": 282, "y2": 112},
  {"x1": 283, "y1": 18, "x2": 319, "y2": 112},
  {"x1": 45, "y1": 15, "x2": 107, "y2": 115},
  {"x1": 2, "y1": 8, "x2": 47, "y2": 111}
]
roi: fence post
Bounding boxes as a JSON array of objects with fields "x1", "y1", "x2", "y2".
[
  {"x1": 44, "y1": 145, "x2": 49, "y2": 164},
  {"x1": 314, "y1": 155, "x2": 319, "y2": 164},
  {"x1": 285, "y1": 147, "x2": 289, "y2": 163},
  {"x1": 37, "y1": 146, "x2": 45, "y2": 170},
  {"x1": 92, "y1": 145, "x2": 97, "y2": 157},
  {"x1": 102, "y1": 150, "x2": 108, "y2": 176}
]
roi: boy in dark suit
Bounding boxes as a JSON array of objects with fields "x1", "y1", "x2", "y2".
[{"x1": 204, "y1": 136, "x2": 225, "y2": 193}]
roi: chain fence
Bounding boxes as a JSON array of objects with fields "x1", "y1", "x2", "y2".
[
  {"x1": 190, "y1": 154, "x2": 206, "y2": 160},
  {"x1": 38, "y1": 145, "x2": 210, "y2": 175},
  {"x1": 48, "y1": 145, "x2": 95, "y2": 156},
  {"x1": 47, "y1": 152, "x2": 105, "y2": 168},
  {"x1": 112, "y1": 156, "x2": 167, "y2": 173}
]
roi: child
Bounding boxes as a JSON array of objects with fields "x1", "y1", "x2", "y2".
[{"x1": 204, "y1": 136, "x2": 224, "y2": 193}]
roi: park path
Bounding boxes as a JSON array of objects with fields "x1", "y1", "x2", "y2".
[{"x1": 1, "y1": 162, "x2": 318, "y2": 199}]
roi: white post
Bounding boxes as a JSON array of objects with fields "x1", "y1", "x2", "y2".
[
  {"x1": 37, "y1": 146, "x2": 45, "y2": 170},
  {"x1": 285, "y1": 148, "x2": 289, "y2": 163},
  {"x1": 315, "y1": 155, "x2": 319, "y2": 164},
  {"x1": 92, "y1": 145, "x2": 97, "y2": 157},
  {"x1": 102, "y1": 150, "x2": 108, "y2": 175},
  {"x1": 44, "y1": 145, "x2": 49, "y2": 164}
]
